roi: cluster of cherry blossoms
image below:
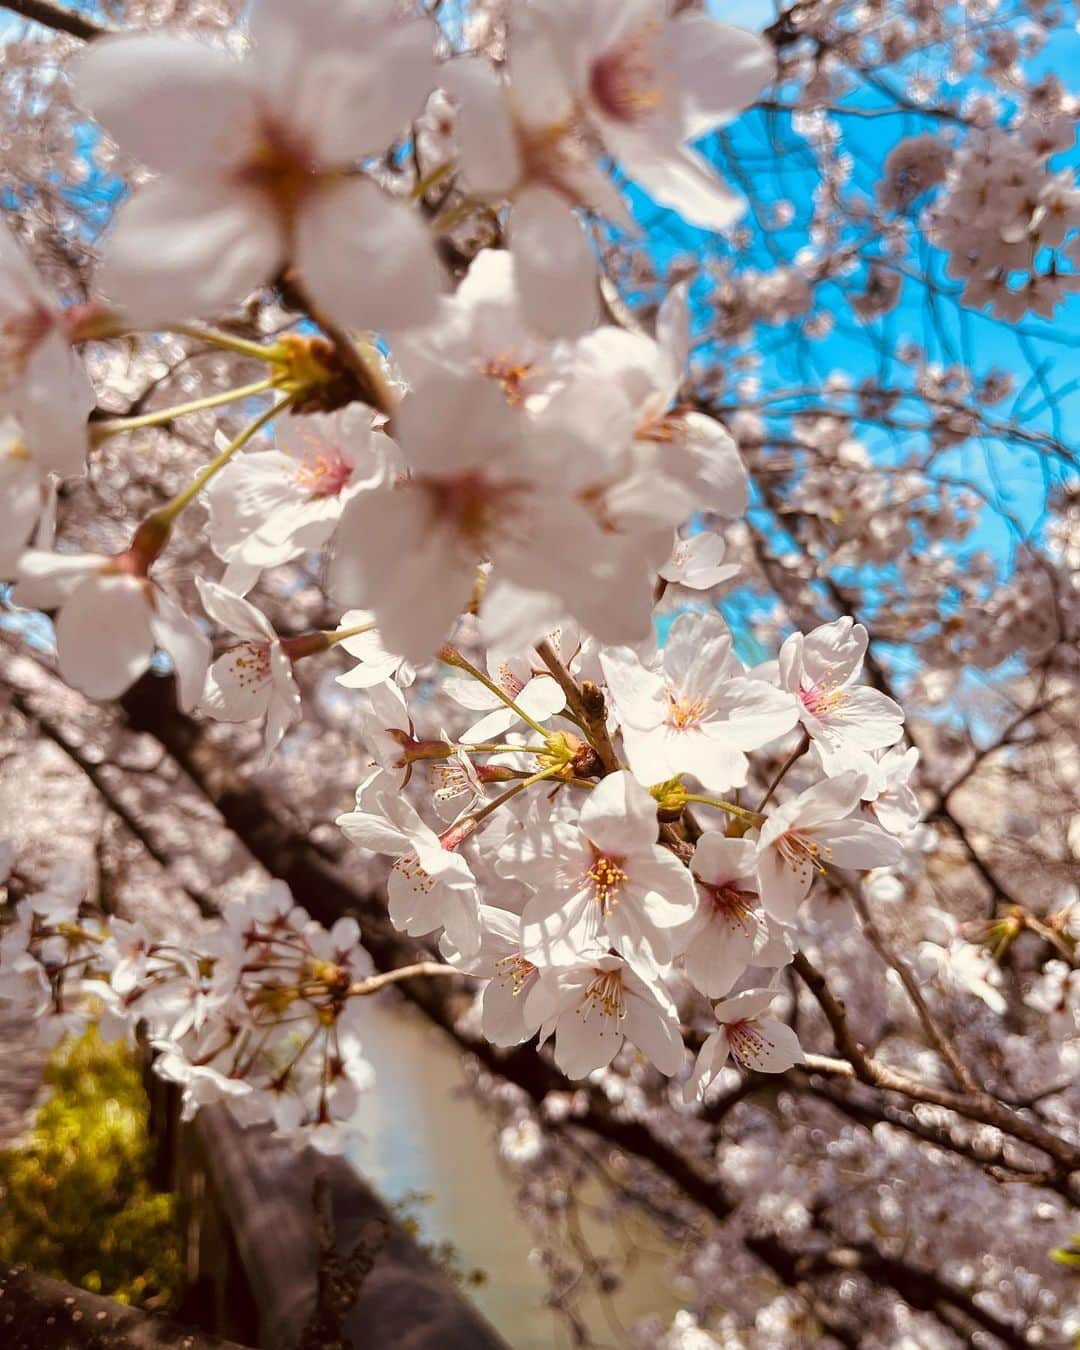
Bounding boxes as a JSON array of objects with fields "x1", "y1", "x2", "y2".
[
  {"x1": 928, "y1": 117, "x2": 1080, "y2": 320},
  {"x1": 0, "y1": 0, "x2": 930, "y2": 1139},
  {"x1": 333, "y1": 610, "x2": 913, "y2": 1092},
  {"x1": 0, "y1": 607, "x2": 917, "y2": 1143},
  {"x1": 0, "y1": 848, "x2": 377, "y2": 1151}
]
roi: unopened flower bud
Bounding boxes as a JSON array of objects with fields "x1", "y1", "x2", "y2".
[
  {"x1": 650, "y1": 776, "x2": 688, "y2": 821},
  {"x1": 580, "y1": 681, "x2": 607, "y2": 720}
]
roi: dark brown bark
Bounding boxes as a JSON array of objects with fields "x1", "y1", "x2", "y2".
[
  {"x1": 0, "y1": 1265, "x2": 253, "y2": 1350},
  {"x1": 0, "y1": 0, "x2": 109, "y2": 40}
]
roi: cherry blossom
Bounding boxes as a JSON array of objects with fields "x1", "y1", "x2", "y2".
[
  {"x1": 350, "y1": 678, "x2": 426, "y2": 788},
  {"x1": 859, "y1": 744, "x2": 921, "y2": 836},
  {"x1": 680, "y1": 833, "x2": 768, "y2": 998},
  {"x1": 525, "y1": 952, "x2": 685, "y2": 1079},
  {"x1": 1024, "y1": 960, "x2": 1080, "y2": 1040},
  {"x1": 196, "y1": 578, "x2": 301, "y2": 757},
  {"x1": 330, "y1": 373, "x2": 651, "y2": 662},
  {"x1": 572, "y1": 286, "x2": 750, "y2": 523},
  {"x1": 445, "y1": 47, "x2": 625, "y2": 338},
  {"x1": 333, "y1": 610, "x2": 415, "y2": 691},
  {"x1": 658, "y1": 530, "x2": 739, "y2": 592},
  {"x1": 205, "y1": 406, "x2": 400, "y2": 585},
  {"x1": 685, "y1": 988, "x2": 804, "y2": 1103},
  {"x1": 756, "y1": 773, "x2": 904, "y2": 924},
  {"x1": 444, "y1": 639, "x2": 567, "y2": 742},
  {"x1": 336, "y1": 770, "x2": 482, "y2": 955},
  {"x1": 515, "y1": 770, "x2": 696, "y2": 970},
  {"x1": 778, "y1": 618, "x2": 904, "y2": 775},
  {"x1": 0, "y1": 222, "x2": 95, "y2": 477},
  {"x1": 393, "y1": 247, "x2": 570, "y2": 411},
  {"x1": 916, "y1": 910, "x2": 1007, "y2": 1015},
  {"x1": 442, "y1": 904, "x2": 541, "y2": 1047},
  {"x1": 73, "y1": 1, "x2": 443, "y2": 329},
  {"x1": 13, "y1": 548, "x2": 209, "y2": 706},
  {"x1": 527, "y1": 0, "x2": 775, "y2": 230},
  {"x1": 601, "y1": 613, "x2": 799, "y2": 792},
  {"x1": 4, "y1": 3, "x2": 1076, "y2": 1334}
]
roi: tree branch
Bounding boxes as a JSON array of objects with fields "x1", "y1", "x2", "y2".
[
  {"x1": 0, "y1": 0, "x2": 109, "y2": 40},
  {"x1": 793, "y1": 950, "x2": 1080, "y2": 1183}
]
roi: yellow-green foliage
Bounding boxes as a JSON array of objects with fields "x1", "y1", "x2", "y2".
[{"x1": 0, "y1": 1027, "x2": 183, "y2": 1309}]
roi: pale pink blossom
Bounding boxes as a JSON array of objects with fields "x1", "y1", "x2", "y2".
[
  {"x1": 443, "y1": 637, "x2": 567, "y2": 742},
  {"x1": 196, "y1": 578, "x2": 301, "y2": 758},
  {"x1": 778, "y1": 617, "x2": 904, "y2": 774},
  {"x1": 0, "y1": 222, "x2": 94, "y2": 477},
  {"x1": 525, "y1": 952, "x2": 685, "y2": 1079},
  {"x1": 74, "y1": 3, "x2": 443, "y2": 330},
  {"x1": 13, "y1": 549, "x2": 209, "y2": 707},
  {"x1": 205, "y1": 407, "x2": 399, "y2": 582},
  {"x1": 658, "y1": 530, "x2": 739, "y2": 591},
  {"x1": 442, "y1": 905, "x2": 540, "y2": 1047},
  {"x1": 515, "y1": 770, "x2": 696, "y2": 970},
  {"x1": 528, "y1": 0, "x2": 775, "y2": 230},
  {"x1": 572, "y1": 286, "x2": 750, "y2": 522},
  {"x1": 685, "y1": 988, "x2": 803, "y2": 1103},
  {"x1": 334, "y1": 610, "x2": 415, "y2": 690},
  {"x1": 336, "y1": 770, "x2": 481, "y2": 954},
  {"x1": 756, "y1": 772, "x2": 904, "y2": 924},
  {"x1": 330, "y1": 374, "x2": 650, "y2": 662},
  {"x1": 680, "y1": 834, "x2": 767, "y2": 998},
  {"x1": 601, "y1": 613, "x2": 799, "y2": 793}
]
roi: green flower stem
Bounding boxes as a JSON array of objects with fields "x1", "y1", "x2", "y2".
[
  {"x1": 683, "y1": 794, "x2": 766, "y2": 825},
  {"x1": 438, "y1": 646, "x2": 552, "y2": 739},
  {"x1": 457, "y1": 742, "x2": 552, "y2": 756},
  {"x1": 467, "y1": 761, "x2": 570, "y2": 826},
  {"x1": 410, "y1": 161, "x2": 454, "y2": 201},
  {"x1": 169, "y1": 322, "x2": 288, "y2": 363},
  {"x1": 322, "y1": 620, "x2": 377, "y2": 647},
  {"x1": 90, "y1": 376, "x2": 280, "y2": 442},
  {"x1": 148, "y1": 394, "x2": 295, "y2": 532}
]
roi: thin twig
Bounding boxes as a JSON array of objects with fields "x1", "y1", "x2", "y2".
[
  {"x1": 536, "y1": 639, "x2": 620, "y2": 774},
  {"x1": 0, "y1": 0, "x2": 109, "y2": 40},
  {"x1": 850, "y1": 886, "x2": 981, "y2": 1094}
]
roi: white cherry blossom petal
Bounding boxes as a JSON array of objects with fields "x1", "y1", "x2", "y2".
[
  {"x1": 74, "y1": 36, "x2": 255, "y2": 176},
  {"x1": 295, "y1": 179, "x2": 442, "y2": 335},
  {"x1": 97, "y1": 178, "x2": 282, "y2": 326}
]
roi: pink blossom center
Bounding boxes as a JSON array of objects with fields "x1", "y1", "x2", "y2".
[
  {"x1": 294, "y1": 443, "x2": 354, "y2": 498},
  {"x1": 422, "y1": 472, "x2": 524, "y2": 551},
  {"x1": 798, "y1": 678, "x2": 847, "y2": 720},
  {"x1": 235, "y1": 113, "x2": 319, "y2": 226},
  {"x1": 589, "y1": 25, "x2": 665, "y2": 126},
  {"x1": 495, "y1": 662, "x2": 525, "y2": 697},
  {"x1": 698, "y1": 881, "x2": 758, "y2": 933}
]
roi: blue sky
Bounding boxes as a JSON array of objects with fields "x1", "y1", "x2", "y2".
[{"x1": 680, "y1": 2, "x2": 1078, "y2": 571}]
